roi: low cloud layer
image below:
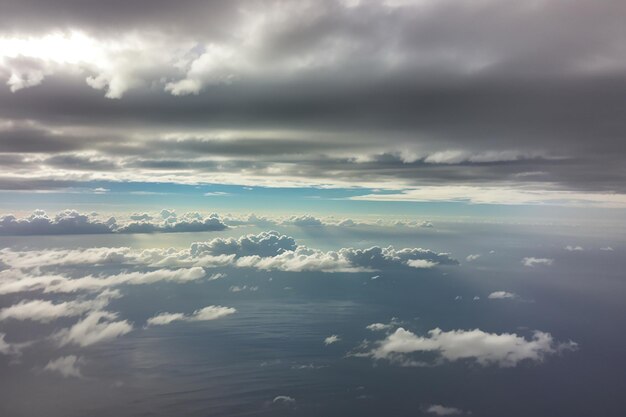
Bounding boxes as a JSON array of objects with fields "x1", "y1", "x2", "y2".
[
  {"x1": 0, "y1": 209, "x2": 227, "y2": 236},
  {"x1": 0, "y1": 232, "x2": 458, "y2": 293},
  {"x1": 0, "y1": 210, "x2": 437, "y2": 236}
]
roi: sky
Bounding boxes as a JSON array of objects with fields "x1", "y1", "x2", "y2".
[
  {"x1": 1, "y1": 1, "x2": 626, "y2": 416},
  {"x1": 0, "y1": 0, "x2": 625, "y2": 213}
]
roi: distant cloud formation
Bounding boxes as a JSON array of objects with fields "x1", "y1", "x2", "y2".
[
  {"x1": 283, "y1": 215, "x2": 323, "y2": 227},
  {"x1": 425, "y1": 404, "x2": 466, "y2": 416},
  {"x1": 228, "y1": 285, "x2": 258, "y2": 293},
  {"x1": 146, "y1": 305, "x2": 236, "y2": 326},
  {"x1": 357, "y1": 327, "x2": 577, "y2": 367},
  {"x1": 0, "y1": 209, "x2": 438, "y2": 236},
  {"x1": 0, "y1": 209, "x2": 227, "y2": 236},
  {"x1": 324, "y1": 335, "x2": 341, "y2": 345},
  {"x1": 488, "y1": 291, "x2": 517, "y2": 300},
  {"x1": 53, "y1": 311, "x2": 132, "y2": 347},
  {"x1": 465, "y1": 254, "x2": 481, "y2": 262},
  {"x1": 0, "y1": 289, "x2": 120, "y2": 322},
  {"x1": 0, "y1": 231, "x2": 458, "y2": 297},
  {"x1": 522, "y1": 257, "x2": 554, "y2": 267},
  {"x1": 0, "y1": 210, "x2": 112, "y2": 235},
  {"x1": 43, "y1": 355, "x2": 84, "y2": 378},
  {"x1": 366, "y1": 323, "x2": 394, "y2": 332}
]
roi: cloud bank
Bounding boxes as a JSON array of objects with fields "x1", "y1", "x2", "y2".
[{"x1": 0, "y1": 210, "x2": 227, "y2": 236}]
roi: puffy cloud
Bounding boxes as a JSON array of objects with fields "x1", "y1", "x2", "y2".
[
  {"x1": 146, "y1": 305, "x2": 236, "y2": 326},
  {"x1": 0, "y1": 232, "x2": 457, "y2": 292},
  {"x1": 54, "y1": 311, "x2": 132, "y2": 347},
  {"x1": 343, "y1": 246, "x2": 457, "y2": 271},
  {"x1": 43, "y1": 355, "x2": 84, "y2": 378},
  {"x1": 232, "y1": 244, "x2": 456, "y2": 273},
  {"x1": 0, "y1": 210, "x2": 113, "y2": 235},
  {"x1": 0, "y1": 289, "x2": 120, "y2": 322},
  {"x1": 425, "y1": 404, "x2": 466, "y2": 416},
  {"x1": 228, "y1": 285, "x2": 258, "y2": 293},
  {"x1": 117, "y1": 213, "x2": 227, "y2": 233},
  {"x1": 0, "y1": 209, "x2": 227, "y2": 236},
  {"x1": 233, "y1": 247, "x2": 359, "y2": 272},
  {"x1": 324, "y1": 335, "x2": 341, "y2": 345},
  {"x1": 190, "y1": 231, "x2": 297, "y2": 258},
  {"x1": 600, "y1": 246, "x2": 614, "y2": 251},
  {"x1": 465, "y1": 254, "x2": 481, "y2": 262},
  {"x1": 361, "y1": 327, "x2": 577, "y2": 367},
  {"x1": 366, "y1": 323, "x2": 394, "y2": 332},
  {"x1": 488, "y1": 291, "x2": 517, "y2": 300},
  {"x1": 565, "y1": 245, "x2": 584, "y2": 251},
  {"x1": 522, "y1": 257, "x2": 554, "y2": 267}
]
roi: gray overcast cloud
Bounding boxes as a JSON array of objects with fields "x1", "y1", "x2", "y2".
[{"x1": 1, "y1": 0, "x2": 625, "y2": 204}]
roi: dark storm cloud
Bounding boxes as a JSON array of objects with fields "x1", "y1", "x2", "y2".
[{"x1": 0, "y1": 0, "x2": 625, "y2": 200}]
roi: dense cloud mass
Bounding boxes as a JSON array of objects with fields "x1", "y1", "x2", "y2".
[
  {"x1": 0, "y1": 209, "x2": 113, "y2": 235},
  {"x1": 0, "y1": 209, "x2": 227, "y2": 235},
  {"x1": 0, "y1": 0, "x2": 625, "y2": 204},
  {"x1": 0, "y1": 232, "x2": 458, "y2": 294},
  {"x1": 0, "y1": 209, "x2": 435, "y2": 236}
]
